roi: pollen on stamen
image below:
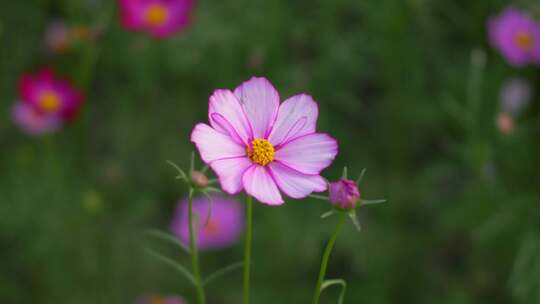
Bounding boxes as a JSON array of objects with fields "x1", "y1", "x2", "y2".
[{"x1": 247, "y1": 138, "x2": 275, "y2": 166}]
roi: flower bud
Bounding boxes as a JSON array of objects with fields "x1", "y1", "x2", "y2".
[
  {"x1": 496, "y1": 112, "x2": 514, "y2": 135},
  {"x1": 329, "y1": 179, "x2": 361, "y2": 210},
  {"x1": 191, "y1": 171, "x2": 209, "y2": 188}
]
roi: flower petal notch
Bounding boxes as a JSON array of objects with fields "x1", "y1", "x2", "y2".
[{"x1": 191, "y1": 76, "x2": 338, "y2": 205}]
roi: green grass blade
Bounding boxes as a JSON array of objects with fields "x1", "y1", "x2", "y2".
[{"x1": 203, "y1": 261, "x2": 244, "y2": 286}]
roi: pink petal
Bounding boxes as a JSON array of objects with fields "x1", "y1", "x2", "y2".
[
  {"x1": 242, "y1": 165, "x2": 284, "y2": 205},
  {"x1": 274, "y1": 133, "x2": 338, "y2": 175},
  {"x1": 233, "y1": 77, "x2": 279, "y2": 139},
  {"x1": 191, "y1": 123, "x2": 246, "y2": 163},
  {"x1": 268, "y1": 93, "x2": 318, "y2": 146},
  {"x1": 209, "y1": 89, "x2": 252, "y2": 145},
  {"x1": 210, "y1": 157, "x2": 252, "y2": 194},
  {"x1": 268, "y1": 162, "x2": 327, "y2": 199}
]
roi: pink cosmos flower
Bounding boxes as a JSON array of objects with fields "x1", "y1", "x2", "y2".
[
  {"x1": 488, "y1": 7, "x2": 540, "y2": 66},
  {"x1": 170, "y1": 195, "x2": 243, "y2": 250},
  {"x1": 18, "y1": 68, "x2": 84, "y2": 122},
  {"x1": 118, "y1": 0, "x2": 194, "y2": 39},
  {"x1": 137, "y1": 295, "x2": 186, "y2": 304},
  {"x1": 191, "y1": 77, "x2": 338, "y2": 205},
  {"x1": 11, "y1": 102, "x2": 61, "y2": 136}
]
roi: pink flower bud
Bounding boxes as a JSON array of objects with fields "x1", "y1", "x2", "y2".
[
  {"x1": 191, "y1": 171, "x2": 209, "y2": 188},
  {"x1": 496, "y1": 112, "x2": 514, "y2": 135},
  {"x1": 329, "y1": 179, "x2": 361, "y2": 210}
]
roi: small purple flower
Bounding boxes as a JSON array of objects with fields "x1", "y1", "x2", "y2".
[
  {"x1": 488, "y1": 7, "x2": 540, "y2": 67},
  {"x1": 329, "y1": 179, "x2": 361, "y2": 210},
  {"x1": 500, "y1": 77, "x2": 532, "y2": 116},
  {"x1": 12, "y1": 102, "x2": 61, "y2": 136},
  {"x1": 170, "y1": 195, "x2": 243, "y2": 250},
  {"x1": 137, "y1": 295, "x2": 187, "y2": 304}
]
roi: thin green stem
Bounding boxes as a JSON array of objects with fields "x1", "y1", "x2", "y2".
[
  {"x1": 243, "y1": 195, "x2": 253, "y2": 304},
  {"x1": 188, "y1": 189, "x2": 206, "y2": 304},
  {"x1": 311, "y1": 212, "x2": 347, "y2": 304}
]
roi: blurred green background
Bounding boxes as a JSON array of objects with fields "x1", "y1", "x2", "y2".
[{"x1": 1, "y1": 0, "x2": 540, "y2": 303}]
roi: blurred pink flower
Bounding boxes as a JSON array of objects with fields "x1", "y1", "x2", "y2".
[
  {"x1": 18, "y1": 68, "x2": 84, "y2": 122},
  {"x1": 118, "y1": 0, "x2": 194, "y2": 39},
  {"x1": 329, "y1": 179, "x2": 360, "y2": 210},
  {"x1": 499, "y1": 77, "x2": 532, "y2": 116},
  {"x1": 488, "y1": 7, "x2": 540, "y2": 66},
  {"x1": 11, "y1": 102, "x2": 61, "y2": 136},
  {"x1": 137, "y1": 295, "x2": 187, "y2": 304},
  {"x1": 45, "y1": 21, "x2": 101, "y2": 54},
  {"x1": 170, "y1": 195, "x2": 243, "y2": 250},
  {"x1": 191, "y1": 77, "x2": 338, "y2": 205},
  {"x1": 496, "y1": 112, "x2": 514, "y2": 135},
  {"x1": 45, "y1": 21, "x2": 69, "y2": 54}
]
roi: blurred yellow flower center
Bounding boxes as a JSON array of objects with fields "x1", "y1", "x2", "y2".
[
  {"x1": 39, "y1": 91, "x2": 61, "y2": 112},
  {"x1": 145, "y1": 4, "x2": 169, "y2": 27},
  {"x1": 247, "y1": 139, "x2": 275, "y2": 166},
  {"x1": 515, "y1": 32, "x2": 533, "y2": 51},
  {"x1": 149, "y1": 297, "x2": 165, "y2": 304}
]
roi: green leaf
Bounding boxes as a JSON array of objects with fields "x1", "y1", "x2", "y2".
[
  {"x1": 356, "y1": 168, "x2": 367, "y2": 185},
  {"x1": 310, "y1": 194, "x2": 329, "y2": 201},
  {"x1": 203, "y1": 261, "x2": 244, "y2": 286},
  {"x1": 145, "y1": 248, "x2": 196, "y2": 286},
  {"x1": 144, "y1": 229, "x2": 190, "y2": 255},
  {"x1": 321, "y1": 278, "x2": 347, "y2": 304},
  {"x1": 167, "y1": 160, "x2": 188, "y2": 181},
  {"x1": 361, "y1": 199, "x2": 387, "y2": 206},
  {"x1": 321, "y1": 210, "x2": 337, "y2": 219},
  {"x1": 348, "y1": 210, "x2": 361, "y2": 232},
  {"x1": 341, "y1": 166, "x2": 348, "y2": 179}
]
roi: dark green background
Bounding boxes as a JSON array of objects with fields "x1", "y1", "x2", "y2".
[{"x1": 1, "y1": 0, "x2": 540, "y2": 303}]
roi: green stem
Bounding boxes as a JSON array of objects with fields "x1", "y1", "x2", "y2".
[
  {"x1": 188, "y1": 189, "x2": 206, "y2": 304},
  {"x1": 243, "y1": 195, "x2": 253, "y2": 304},
  {"x1": 311, "y1": 212, "x2": 347, "y2": 304}
]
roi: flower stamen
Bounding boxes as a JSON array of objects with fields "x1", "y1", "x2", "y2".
[
  {"x1": 39, "y1": 90, "x2": 61, "y2": 113},
  {"x1": 145, "y1": 4, "x2": 169, "y2": 27},
  {"x1": 247, "y1": 139, "x2": 275, "y2": 166},
  {"x1": 514, "y1": 32, "x2": 533, "y2": 51}
]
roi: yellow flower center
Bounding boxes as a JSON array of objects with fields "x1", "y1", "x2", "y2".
[
  {"x1": 149, "y1": 297, "x2": 165, "y2": 304},
  {"x1": 515, "y1": 32, "x2": 533, "y2": 51},
  {"x1": 39, "y1": 91, "x2": 61, "y2": 113},
  {"x1": 247, "y1": 139, "x2": 275, "y2": 166},
  {"x1": 145, "y1": 4, "x2": 169, "y2": 27}
]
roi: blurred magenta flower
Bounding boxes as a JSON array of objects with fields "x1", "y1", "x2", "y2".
[
  {"x1": 118, "y1": 0, "x2": 194, "y2": 39},
  {"x1": 329, "y1": 179, "x2": 360, "y2": 210},
  {"x1": 191, "y1": 77, "x2": 338, "y2": 205},
  {"x1": 11, "y1": 102, "x2": 61, "y2": 135},
  {"x1": 488, "y1": 7, "x2": 540, "y2": 66},
  {"x1": 45, "y1": 21, "x2": 101, "y2": 54},
  {"x1": 500, "y1": 77, "x2": 532, "y2": 116},
  {"x1": 19, "y1": 68, "x2": 84, "y2": 122},
  {"x1": 137, "y1": 295, "x2": 187, "y2": 304},
  {"x1": 171, "y1": 195, "x2": 243, "y2": 250}
]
